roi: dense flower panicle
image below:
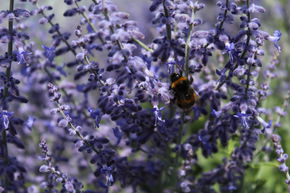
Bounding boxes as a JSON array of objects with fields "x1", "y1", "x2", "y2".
[
  {"x1": 0, "y1": 0, "x2": 287, "y2": 192},
  {"x1": 38, "y1": 139, "x2": 84, "y2": 192},
  {"x1": 0, "y1": 1, "x2": 36, "y2": 191}
]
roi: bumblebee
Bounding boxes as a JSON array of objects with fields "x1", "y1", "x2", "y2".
[{"x1": 170, "y1": 73, "x2": 198, "y2": 110}]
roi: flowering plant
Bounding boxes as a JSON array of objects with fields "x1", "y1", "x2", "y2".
[{"x1": 0, "y1": 0, "x2": 289, "y2": 192}]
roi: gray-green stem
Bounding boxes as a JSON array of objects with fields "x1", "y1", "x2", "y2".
[
  {"x1": 1, "y1": 0, "x2": 14, "y2": 188},
  {"x1": 184, "y1": 8, "x2": 196, "y2": 78},
  {"x1": 163, "y1": 0, "x2": 172, "y2": 41},
  {"x1": 215, "y1": 0, "x2": 251, "y2": 90}
]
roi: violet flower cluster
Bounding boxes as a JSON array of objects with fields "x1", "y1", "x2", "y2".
[{"x1": 0, "y1": 0, "x2": 288, "y2": 193}]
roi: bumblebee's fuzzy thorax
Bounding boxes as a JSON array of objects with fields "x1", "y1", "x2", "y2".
[{"x1": 170, "y1": 73, "x2": 198, "y2": 110}]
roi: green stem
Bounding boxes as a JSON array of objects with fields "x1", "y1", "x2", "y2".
[
  {"x1": 244, "y1": 55, "x2": 255, "y2": 99},
  {"x1": 184, "y1": 8, "x2": 195, "y2": 78},
  {"x1": 44, "y1": 16, "x2": 77, "y2": 55},
  {"x1": 172, "y1": 112, "x2": 185, "y2": 190},
  {"x1": 56, "y1": 103, "x2": 100, "y2": 153},
  {"x1": 3, "y1": 0, "x2": 14, "y2": 98},
  {"x1": 1, "y1": 0, "x2": 14, "y2": 188},
  {"x1": 163, "y1": 0, "x2": 172, "y2": 41},
  {"x1": 36, "y1": 3, "x2": 94, "y2": 119},
  {"x1": 240, "y1": 0, "x2": 251, "y2": 60},
  {"x1": 75, "y1": 1, "x2": 105, "y2": 44},
  {"x1": 203, "y1": 0, "x2": 229, "y2": 49},
  {"x1": 75, "y1": 1, "x2": 96, "y2": 33},
  {"x1": 91, "y1": 0, "x2": 152, "y2": 53},
  {"x1": 102, "y1": 8, "x2": 126, "y2": 53},
  {"x1": 215, "y1": 0, "x2": 251, "y2": 90},
  {"x1": 132, "y1": 38, "x2": 153, "y2": 52},
  {"x1": 44, "y1": 65, "x2": 90, "y2": 120},
  {"x1": 3, "y1": 0, "x2": 15, "y2": 162},
  {"x1": 36, "y1": 3, "x2": 76, "y2": 55},
  {"x1": 218, "y1": 0, "x2": 229, "y2": 32}
]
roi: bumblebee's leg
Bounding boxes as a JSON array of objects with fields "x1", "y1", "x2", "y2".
[{"x1": 171, "y1": 96, "x2": 176, "y2": 103}]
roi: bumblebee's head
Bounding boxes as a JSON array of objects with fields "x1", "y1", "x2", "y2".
[{"x1": 170, "y1": 73, "x2": 182, "y2": 82}]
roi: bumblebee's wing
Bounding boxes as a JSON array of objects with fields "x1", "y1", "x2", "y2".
[{"x1": 192, "y1": 89, "x2": 199, "y2": 101}]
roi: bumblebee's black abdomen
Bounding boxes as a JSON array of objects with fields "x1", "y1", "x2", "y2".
[{"x1": 176, "y1": 88, "x2": 197, "y2": 109}]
